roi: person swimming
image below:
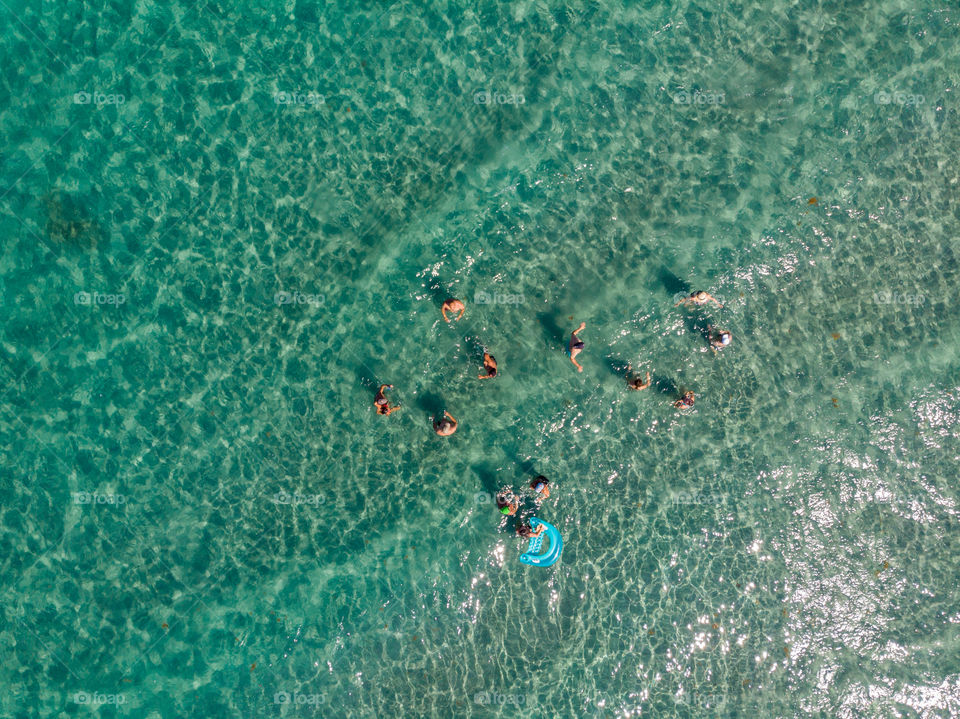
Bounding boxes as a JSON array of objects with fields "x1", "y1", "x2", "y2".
[
  {"x1": 675, "y1": 290, "x2": 723, "y2": 308},
  {"x1": 626, "y1": 365, "x2": 651, "y2": 390},
  {"x1": 374, "y1": 384, "x2": 400, "y2": 415},
  {"x1": 530, "y1": 475, "x2": 550, "y2": 499},
  {"x1": 497, "y1": 490, "x2": 519, "y2": 516},
  {"x1": 516, "y1": 520, "x2": 544, "y2": 538},
  {"x1": 441, "y1": 298, "x2": 465, "y2": 322},
  {"x1": 433, "y1": 410, "x2": 458, "y2": 436},
  {"x1": 674, "y1": 390, "x2": 695, "y2": 409},
  {"x1": 708, "y1": 325, "x2": 732, "y2": 350},
  {"x1": 568, "y1": 321, "x2": 586, "y2": 372},
  {"x1": 478, "y1": 352, "x2": 498, "y2": 379}
]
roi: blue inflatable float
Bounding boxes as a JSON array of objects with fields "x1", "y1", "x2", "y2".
[{"x1": 519, "y1": 517, "x2": 563, "y2": 568}]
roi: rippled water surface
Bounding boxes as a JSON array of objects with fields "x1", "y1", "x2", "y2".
[{"x1": 2, "y1": 1, "x2": 960, "y2": 717}]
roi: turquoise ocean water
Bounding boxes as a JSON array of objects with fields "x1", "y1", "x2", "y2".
[{"x1": 2, "y1": 1, "x2": 960, "y2": 716}]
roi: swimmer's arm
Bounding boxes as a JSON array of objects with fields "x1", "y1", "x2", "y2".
[
  {"x1": 444, "y1": 411, "x2": 456, "y2": 422},
  {"x1": 456, "y1": 307, "x2": 465, "y2": 319},
  {"x1": 441, "y1": 306, "x2": 450, "y2": 321},
  {"x1": 705, "y1": 293, "x2": 723, "y2": 307}
]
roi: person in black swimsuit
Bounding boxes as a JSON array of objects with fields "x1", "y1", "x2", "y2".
[
  {"x1": 568, "y1": 321, "x2": 586, "y2": 372},
  {"x1": 478, "y1": 353, "x2": 498, "y2": 379}
]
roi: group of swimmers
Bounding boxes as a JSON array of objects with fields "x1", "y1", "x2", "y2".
[
  {"x1": 496, "y1": 475, "x2": 551, "y2": 539},
  {"x1": 373, "y1": 289, "x2": 732, "y2": 535},
  {"x1": 567, "y1": 289, "x2": 732, "y2": 410},
  {"x1": 372, "y1": 298, "x2": 496, "y2": 434}
]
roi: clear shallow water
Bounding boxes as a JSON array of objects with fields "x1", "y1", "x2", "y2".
[{"x1": 1, "y1": 0, "x2": 960, "y2": 717}]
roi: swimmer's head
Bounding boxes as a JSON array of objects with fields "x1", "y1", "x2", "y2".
[
  {"x1": 695, "y1": 291, "x2": 707, "y2": 300},
  {"x1": 720, "y1": 332, "x2": 731, "y2": 345}
]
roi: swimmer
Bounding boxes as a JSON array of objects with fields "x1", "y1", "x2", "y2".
[
  {"x1": 433, "y1": 410, "x2": 458, "y2": 436},
  {"x1": 626, "y1": 365, "x2": 651, "y2": 390},
  {"x1": 497, "y1": 490, "x2": 519, "y2": 516},
  {"x1": 441, "y1": 298, "x2": 465, "y2": 322},
  {"x1": 530, "y1": 475, "x2": 551, "y2": 499},
  {"x1": 516, "y1": 520, "x2": 544, "y2": 538},
  {"x1": 674, "y1": 390, "x2": 695, "y2": 409},
  {"x1": 675, "y1": 290, "x2": 723, "y2": 308},
  {"x1": 708, "y1": 325, "x2": 732, "y2": 350},
  {"x1": 478, "y1": 353, "x2": 498, "y2": 379},
  {"x1": 374, "y1": 384, "x2": 400, "y2": 416},
  {"x1": 568, "y1": 321, "x2": 586, "y2": 372}
]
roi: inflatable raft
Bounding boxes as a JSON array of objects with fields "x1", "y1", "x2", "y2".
[{"x1": 519, "y1": 517, "x2": 563, "y2": 568}]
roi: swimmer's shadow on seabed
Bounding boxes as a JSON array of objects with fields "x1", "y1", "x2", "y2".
[
  {"x1": 471, "y1": 462, "x2": 501, "y2": 501},
  {"x1": 414, "y1": 391, "x2": 445, "y2": 421},
  {"x1": 536, "y1": 312, "x2": 568, "y2": 350},
  {"x1": 652, "y1": 375, "x2": 680, "y2": 397},
  {"x1": 604, "y1": 356, "x2": 631, "y2": 381},
  {"x1": 504, "y1": 453, "x2": 539, "y2": 479},
  {"x1": 461, "y1": 335, "x2": 487, "y2": 361},
  {"x1": 425, "y1": 275, "x2": 456, "y2": 309},
  {"x1": 657, "y1": 265, "x2": 690, "y2": 299},
  {"x1": 681, "y1": 314, "x2": 712, "y2": 343},
  {"x1": 353, "y1": 364, "x2": 379, "y2": 396}
]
